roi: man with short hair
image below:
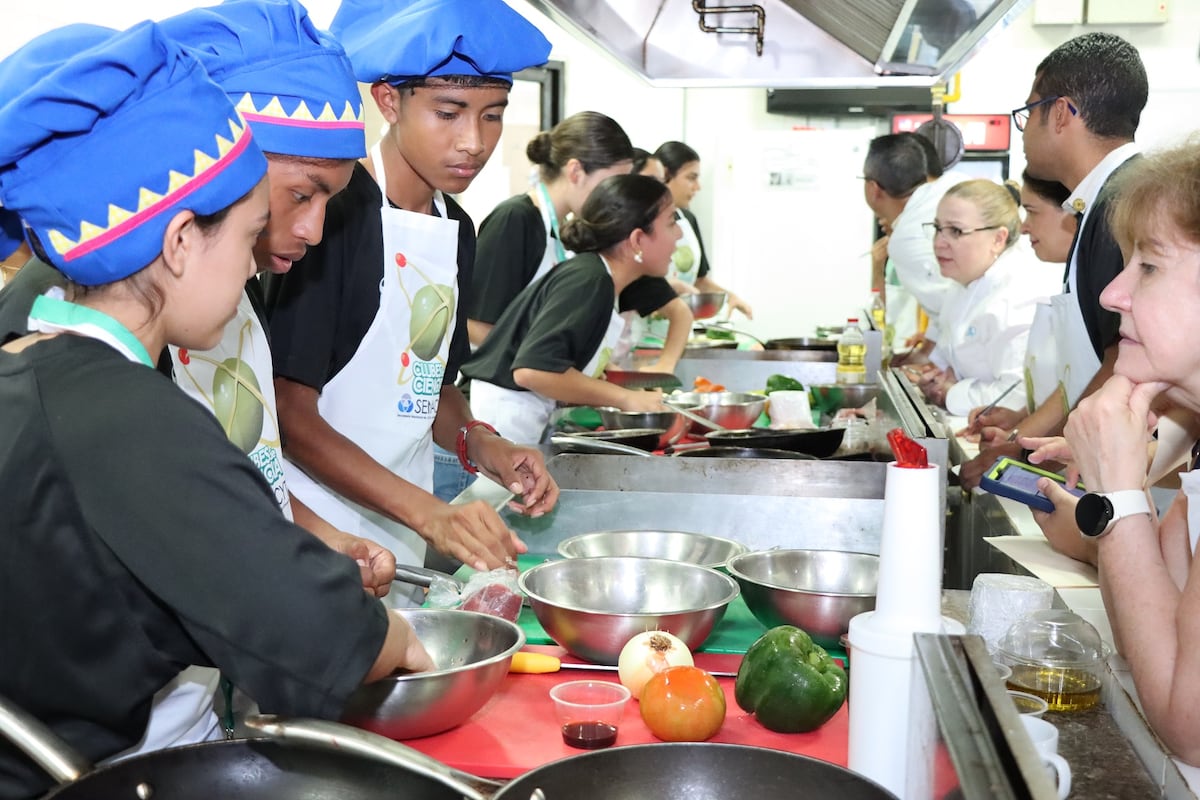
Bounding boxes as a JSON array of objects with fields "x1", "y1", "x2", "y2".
[
  {"x1": 961, "y1": 32, "x2": 1147, "y2": 499},
  {"x1": 265, "y1": 0, "x2": 559, "y2": 599},
  {"x1": 861, "y1": 133, "x2": 966, "y2": 358}
]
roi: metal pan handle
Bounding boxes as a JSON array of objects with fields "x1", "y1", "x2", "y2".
[
  {"x1": 0, "y1": 694, "x2": 92, "y2": 785},
  {"x1": 245, "y1": 715, "x2": 503, "y2": 800}
]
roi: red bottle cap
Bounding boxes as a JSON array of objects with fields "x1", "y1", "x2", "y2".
[{"x1": 887, "y1": 427, "x2": 928, "y2": 468}]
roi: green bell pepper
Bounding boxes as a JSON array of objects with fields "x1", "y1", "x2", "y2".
[
  {"x1": 764, "y1": 374, "x2": 805, "y2": 395},
  {"x1": 734, "y1": 625, "x2": 847, "y2": 733}
]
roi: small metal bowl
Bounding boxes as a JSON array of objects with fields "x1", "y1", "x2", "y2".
[
  {"x1": 726, "y1": 549, "x2": 879, "y2": 647},
  {"x1": 596, "y1": 406, "x2": 694, "y2": 448},
  {"x1": 518, "y1": 557, "x2": 740, "y2": 665},
  {"x1": 668, "y1": 391, "x2": 767, "y2": 433},
  {"x1": 557, "y1": 530, "x2": 747, "y2": 570},
  {"x1": 681, "y1": 291, "x2": 727, "y2": 320},
  {"x1": 340, "y1": 608, "x2": 524, "y2": 739}
]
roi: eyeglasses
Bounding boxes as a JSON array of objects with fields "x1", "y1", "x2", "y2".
[
  {"x1": 1011, "y1": 96, "x2": 1078, "y2": 131},
  {"x1": 923, "y1": 222, "x2": 999, "y2": 240}
]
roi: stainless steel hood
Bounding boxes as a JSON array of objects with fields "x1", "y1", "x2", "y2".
[{"x1": 523, "y1": 0, "x2": 1031, "y2": 88}]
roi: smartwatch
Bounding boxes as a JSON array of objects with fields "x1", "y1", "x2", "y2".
[{"x1": 1074, "y1": 490, "x2": 1151, "y2": 538}]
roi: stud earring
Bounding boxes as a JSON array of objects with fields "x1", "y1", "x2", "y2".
[{"x1": 634, "y1": 251, "x2": 643, "y2": 263}]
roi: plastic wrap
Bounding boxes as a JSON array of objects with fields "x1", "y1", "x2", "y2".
[{"x1": 967, "y1": 573, "x2": 1055, "y2": 653}]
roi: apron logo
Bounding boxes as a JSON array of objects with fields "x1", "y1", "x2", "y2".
[
  {"x1": 673, "y1": 245, "x2": 696, "y2": 274},
  {"x1": 395, "y1": 252, "x2": 407, "y2": 267},
  {"x1": 398, "y1": 394, "x2": 414, "y2": 413}
]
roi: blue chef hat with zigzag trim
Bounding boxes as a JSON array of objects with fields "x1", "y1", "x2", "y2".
[
  {"x1": 0, "y1": 21, "x2": 267, "y2": 286},
  {"x1": 0, "y1": 23, "x2": 118, "y2": 262},
  {"x1": 160, "y1": 0, "x2": 365, "y2": 160},
  {"x1": 330, "y1": 0, "x2": 551, "y2": 85}
]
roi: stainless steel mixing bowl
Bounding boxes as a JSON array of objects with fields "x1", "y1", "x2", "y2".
[
  {"x1": 726, "y1": 549, "x2": 879, "y2": 647},
  {"x1": 681, "y1": 291, "x2": 727, "y2": 319},
  {"x1": 668, "y1": 391, "x2": 767, "y2": 432},
  {"x1": 556, "y1": 530, "x2": 747, "y2": 570},
  {"x1": 340, "y1": 608, "x2": 524, "y2": 739},
  {"x1": 518, "y1": 557, "x2": 741, "y2": 665}
]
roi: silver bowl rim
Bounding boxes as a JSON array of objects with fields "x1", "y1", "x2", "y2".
[
  {"x1": 518, "y1": 556, "x2": 741, "y2": 616},
  {"x1": 725, "y1": 549, "x2": 880, "y2": 599},
  {"x1": 371, "y1": 608, "x2": 526, "y2": 683},
  {"x1": 555, "y1": 530, "x2": 749, "y2": 568},
  {"x1": 594, "y1": 405, "x2": 704, "y2": 420}
]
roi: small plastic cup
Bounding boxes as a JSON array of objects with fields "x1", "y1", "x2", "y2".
[
  {"x1": 549, "y1": 681, "x2": 631, "y2": 750},
  {"x1": 992, "y1": 662, "x2": 1013, "y2": 682},
  {"x1": 1008, "y1": 689, "x2": 1049, "y2": 717}
]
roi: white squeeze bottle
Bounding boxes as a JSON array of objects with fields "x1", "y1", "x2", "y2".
[{"x1": 836, "y1": 318, "x2": 866, "y2": 384}]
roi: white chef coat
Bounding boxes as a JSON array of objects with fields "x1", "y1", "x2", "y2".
[
  {"x1": 928, "y1": 242, "x2": 1061, "y2": 416},
  {"x1": 887, "y1": 169, "x2": 972, "y2": 342}
]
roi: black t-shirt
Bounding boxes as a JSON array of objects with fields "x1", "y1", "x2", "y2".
[
  {"x1": 619, "y1": 276, "x2": 677, "y2": 317},
  {"x1": 0, "y1": 336, "x2": 387, "y2": 798},
  {"x1": 469, "y1": 193, "x2": 546, "y2": 325},
  {"x1": 263, "y1": 162, "x2": 474, "y2": 389},
  {"x1": 462, "y1": 253, "x2": 615, "y2": 390},
  {"x1": 1073, "y1": 157, "x2": 1137, "y2": 360},
  {"x1": 679, "y1": 207, "x2": 712, "y2": 280}
]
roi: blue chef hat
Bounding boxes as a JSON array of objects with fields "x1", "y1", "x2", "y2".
[
  {"x1": 0, "y1": 23, "x2": 118, "y2": 262},
  {"x1": 0, "y1": 21, "x2": 267, "y2": 286},
  {"x1": 160, "y1": 0, "x2": 365, "y2": 160},
  {"x1": 330, "y1": 0, "x2": 552, "y2": 85}
]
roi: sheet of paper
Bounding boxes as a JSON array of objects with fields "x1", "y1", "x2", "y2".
[{"x1": 984, "y1": 536, "x2": 1099, "y2": 588}]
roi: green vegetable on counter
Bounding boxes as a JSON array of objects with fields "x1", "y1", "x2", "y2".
[
  {"x1": 734, "y1": 625, "x2": 847, "y2": 733},
  {"x1": 705, "y1": 327, "x2": 736, "y2": 340},
  {"x1": 764, "y1": 374, "x2": 805, "y2": 395}
]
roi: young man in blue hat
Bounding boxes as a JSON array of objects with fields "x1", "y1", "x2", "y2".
[
  {"x1": 0, "y1": 22, "x2": 433, "y2": 797},
  {"x1": 265, "y1": 0, "x2": 558, "y2": 594}
]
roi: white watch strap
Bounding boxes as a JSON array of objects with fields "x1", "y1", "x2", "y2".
[{"x1": 1104, "y1": 489, "x2": 1152, "y2": 529}]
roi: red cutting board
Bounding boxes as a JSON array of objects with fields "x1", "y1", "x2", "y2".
[{"x1": 401, "y1": 645, "x2": 850, "y2": 779}]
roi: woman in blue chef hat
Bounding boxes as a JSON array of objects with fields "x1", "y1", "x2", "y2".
[
  {"x1": 0, "y1": 23, "x2": 433, "y2": 799},
  {"x1": 264, "y1": 0, "x2": 559, "y2": 593}
]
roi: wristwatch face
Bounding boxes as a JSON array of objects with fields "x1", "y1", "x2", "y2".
[{"x1": 1075, "y1": 492, "x2": 1113, "y2": 538}]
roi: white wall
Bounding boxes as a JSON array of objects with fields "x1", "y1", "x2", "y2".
[{"x1": 5, "y1": 1, "x2": 1200, "y2": 336}]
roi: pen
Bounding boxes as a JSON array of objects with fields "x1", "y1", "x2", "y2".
[{"x1": 976, "y1": 380, "x2": 1021, "y2": 421}]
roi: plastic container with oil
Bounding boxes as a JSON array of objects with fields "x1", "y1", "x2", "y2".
[{"x1": 994, "y1": 609, "x2": 1110, "y2": 712}]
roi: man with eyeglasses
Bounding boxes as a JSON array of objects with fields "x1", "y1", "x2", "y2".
[
  {"x1": 861, "y1": 132, "x2": 969, "y2": 363},
  {"x1": 960, "y1": 32, "x2": 1147, "y2": 496}
]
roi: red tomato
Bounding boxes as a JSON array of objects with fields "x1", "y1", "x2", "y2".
[{"x1": 639, "y1": 666, "x2": 726, "y2": 742}]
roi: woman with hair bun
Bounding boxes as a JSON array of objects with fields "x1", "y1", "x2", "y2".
[{"x1": 463, "y1": 174, "x2": 680, "y2": 444}]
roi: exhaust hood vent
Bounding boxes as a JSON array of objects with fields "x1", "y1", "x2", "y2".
[{"x1": 524, "y1": 0, "x2": 1031, "y2": 88}]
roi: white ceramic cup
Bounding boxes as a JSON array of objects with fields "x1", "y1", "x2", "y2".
[
  {"x1": 1020, "y1": 716, "x2": 1072, "y2": 799},
  {"x1": 768, "y1": 390, "x2": 814, "y2": 429}
]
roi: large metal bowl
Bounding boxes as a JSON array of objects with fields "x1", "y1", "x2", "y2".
[
  {"x1": 556, "y1": 530, "x2": 748, "y2": 570},
  {"x1": 669, "y1": 391, "x2": 767, "y2": 433},
  {"x1": 340, "y1": 608, "x2": 524, "y2": 739},
  {"x1": 727, "y1": 549, "x2": 879, "y2": 647},
  {"x1": 681, "y1": 291, "x2": 726, "y2": 320},
  {"x1": 518, "y1": 557, "x2": 740, "y2": 664},
  {"x1": 596, "y1": 406, "x2": 695, "y2": 448}
]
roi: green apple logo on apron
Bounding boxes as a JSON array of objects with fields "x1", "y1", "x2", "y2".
[
  {"x1": 178, "y1": 319, "x2": 278, "y2": 455},
  {"x1": 672, "y1": 245, "x2": 696, "y2": 275},
  {"x1": 394, "y1": 250, "x2": 454, "y2": 377}
]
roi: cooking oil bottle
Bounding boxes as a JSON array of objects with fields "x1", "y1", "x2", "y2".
[
  {"x1": 837, "y1": 318, "x2": 867, "y2": 384},
  {"x1": 869, "y1": 290, "x2": 886, "y2": 330}
]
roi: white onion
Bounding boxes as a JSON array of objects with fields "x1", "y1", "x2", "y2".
[{"x1": 617, "y1": 630, "x2": 694, "y2": 699}]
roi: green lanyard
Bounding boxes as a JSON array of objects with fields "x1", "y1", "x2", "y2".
[
  {"x1": 27, "y1": 291, "x2": 153, "y2": 366},
  {"x1": 536, "y1": 182, "x2": 568, "y2": 265}
]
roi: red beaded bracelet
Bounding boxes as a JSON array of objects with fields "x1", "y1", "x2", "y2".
[{"x1": 457, "y1": 420, "x2": 498, "y2": 474}]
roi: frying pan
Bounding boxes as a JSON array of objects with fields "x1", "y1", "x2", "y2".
[
  {"x1": 704, "y1": 427, "x2": 846, "y2": 458},
  {"x1": 3, "y1": 699, "x2": 898, "y2": 800},
  {"x1": 550, "y1": 432, "x2": 657, "y2": 457},
  {"x1": 569, "y1": 428, "x2": 664, "y2": 451},
  {"x1": 675, "y1": 446, "x2": 818, "y2": 460},
  {"x1": 763, "y1": 337, "x2": 838, "y2": 351}
]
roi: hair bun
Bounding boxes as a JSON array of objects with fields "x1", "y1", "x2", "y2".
[{"x1": 525, "y1": 131, "x2": 553, "y2": 165}]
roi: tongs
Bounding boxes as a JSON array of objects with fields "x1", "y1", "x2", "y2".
[{"x1": 692, "y1": 320, "x2": 766, "y2": 347}]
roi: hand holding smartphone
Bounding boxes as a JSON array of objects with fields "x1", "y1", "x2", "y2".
[{"x1": 978, "y1": 456, "x2": 1085, "y2": 513}]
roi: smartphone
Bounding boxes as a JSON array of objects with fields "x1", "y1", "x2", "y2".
[{"x1": 978, "y1": 456, "x2": 1085, "y2": 513}]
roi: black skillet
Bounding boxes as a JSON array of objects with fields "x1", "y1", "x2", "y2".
[{"x1": 703, "y1": 427, "x2": 846, "y2": 458}]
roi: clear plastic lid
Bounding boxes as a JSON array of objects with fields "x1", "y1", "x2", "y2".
[{"x1": 995, "y1": 609, "x2": 1110, "y2": 668}]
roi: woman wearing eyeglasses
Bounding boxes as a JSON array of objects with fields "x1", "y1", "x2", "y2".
[{"x1": 910, "y1": 179, "x2": 1060, "y2": 415}]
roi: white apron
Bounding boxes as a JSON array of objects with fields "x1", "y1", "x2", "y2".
[
  {"x1": 1022, "y1": 302, "x2": 1064, "y2": 416},
  {"x1": 27, "y1": 291, "x2": 222, "y2": 754},
  {"x1": 283, "y1": 143, "x2": 459, "y2": 603},
  {"x1": 1180, "y1": 470, "x2": 1200, "y2": 556},
  {"x1": 643, "y1": 210, "x2": 704, "y2": 344},
  {"x1": 1050, "y1": 272, "x2": 1100, "y2": 407},
  {"x1": 170, "y1": 288, "x2": 292, "y2": 520},
  {"x1": 472, "y1": 273, "x2": 625, "y2": 445}
]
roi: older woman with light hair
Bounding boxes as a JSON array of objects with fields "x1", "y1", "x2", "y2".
[{"x1": 909, "y1": 178, "x2": 1060, "y2": 415}]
